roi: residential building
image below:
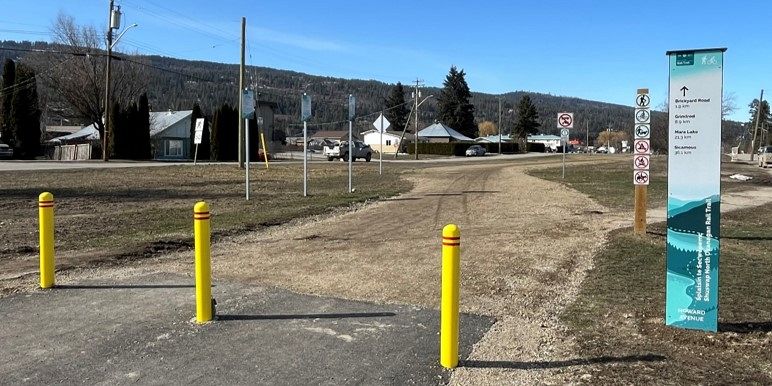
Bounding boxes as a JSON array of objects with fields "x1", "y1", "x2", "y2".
[
  {"x1": 362, "y1": 129, "x2": 415, "y2": 154},
  {"x1": 417, "y1": 122, "x2": 474, "y2": 143}
]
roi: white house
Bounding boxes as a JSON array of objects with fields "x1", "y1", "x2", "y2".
[
  {"x1": 417, "y1": 122, "x2": 474, "y2": 143},
  {"x1": 527, "y1": 134, "x2": 562, "y2": 150},
  {"x1": 475, "y1": 134, "x2": 513, "y2": 143},
  {"x1": 150, "y1": 110, "x2": 193, "y2": 160},
  {"x1": 362, "y1": 129, "x2": 415, "y2": 154}
]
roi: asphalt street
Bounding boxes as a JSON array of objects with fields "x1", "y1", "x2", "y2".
[{"x1": 0, "y1": 272, "x2": 493, "y2": 384}]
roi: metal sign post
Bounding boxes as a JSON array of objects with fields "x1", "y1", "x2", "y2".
[
  {"x1": 301, "y1": 93, "x2": 311, "y2": 197},
  {"x1": 373, "y1": 112, "x2": 391, "y2": 176},
  {"x1": 193, "y1": 118, "x2": 205, "y2": 165},
  {"x1": 348, "y1": 94, "x2": 355, "y2": 193},
  {"x1": 245, "y1": 118, "x2": 250, "y2": 200},
  {"x1": 558, "y1": 112, "x2": 573, "y2": 179},
  {"x1": 633, "y1": 88, "x2": 651, "y2": 235}
]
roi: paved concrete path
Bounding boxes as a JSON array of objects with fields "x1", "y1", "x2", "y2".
[{"x1": 0, "y1": 272, "x2": 492, "y2": 384}]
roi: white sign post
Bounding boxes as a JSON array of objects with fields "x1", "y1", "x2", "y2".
[
  {"x1": 193, "y1": 118, "x2": 205, "y2": 165},
  {"x1": 665, "y1": 48, "x2": 725, "y2": 332},
  {"x1": 301, "y1": 93, "x2": 311, "y2": 197},
  {"x1": 373, "y1": 112, "x2": 391, "y2": 175},
  {"x1": 558, "y1": 112, "x2": 573, "y2": 179}
]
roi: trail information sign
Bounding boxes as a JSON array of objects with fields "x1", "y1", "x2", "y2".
[{"x1": 665, "y1": 48, "x2": 725, "y2": 332}]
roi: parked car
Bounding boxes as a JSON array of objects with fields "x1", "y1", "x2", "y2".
[
  {"x1": 465, "y1": 145, "x2": 486, "y2": 157},
  {"x1": 323, "y1": 140, "x2": 372, "y2": 162},
  {"x1": 0, "y1": 140, "x2": 13, "y2": 159},
  {"x1": 759, "y1": 145, "x2": 772, "y2": 168}
]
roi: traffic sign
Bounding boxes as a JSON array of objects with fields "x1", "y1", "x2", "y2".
[
  {"x1": 194, "y1": 118, "x2": 205, "y2": 144},
  {"x1": 242, "y1": 90, "x2": 255, "y2": 119},
  {"x1": 301, "y1": 93, "x2": 312, "y2": 121},
  {"x1": 348, "y1": 94, "x2": 356, "y2": 120},
  {"x1": 634, "y1": 139, "x2": 651, "y2": 154},
  {"x1": 635, "y1": 124, "x2": 650, "y2": 139},
  {"x1": 635, "y1": 108, "x2": 650, "y2": 123},
  {"x1": 557, "y1": 112, "x2": 573, "y2": 129},
  {"x1": 633, "y1": 154, "x2": 650, "y2": 170},
  {"x1": 636, "y1": 93, "x2": 651, "y2": 108},
  {"x1": 373, "y1": 113, "x2": 391, "y2": 133},
  {"x1": 634, "y1": 170, "x2": 650, "y2": 185},
  {"x1": 560, "y1": 128, "x2": 569, "y2": 138}
]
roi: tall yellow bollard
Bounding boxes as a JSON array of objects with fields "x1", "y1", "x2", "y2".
[
  {"x1": 440, "y1": 224, "x2": 461, "y2": 369},
  {"x1": 38, "y1": 192, "x2": 55, "y2": 289},
  {"x1": 194, "y1": 201, "x2": 213, "y2": 323},
  {"x1": 259, "y1": 131, "x2": 269, "y2": 170}
]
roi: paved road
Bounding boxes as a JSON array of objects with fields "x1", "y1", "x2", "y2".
[
  {"x1": 0, "y1": 152, "x2": 558, "y2": 171},
  {"x1": 0, "y1": 271, "x2": 493, "y2": 384}
]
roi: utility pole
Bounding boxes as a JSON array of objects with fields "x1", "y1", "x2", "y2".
[
  {"x1": 498, "y1": 97, "x2": 502, "y2": 155},
  {"x1": 102, "y1": 0, "x2": 117, "y2": 161},
  {"x1": 238, "y1": 17, "x2": 246, "y2": 168},
  {"x1": 414, "y1": 78, "x2": 422, "y2": 160},
  {"x1": 585, "y1": 121, "x2": 589, "y2": 151},
  {"x1": 750, "y1": 89, "x2": 764, "y2": 161}
]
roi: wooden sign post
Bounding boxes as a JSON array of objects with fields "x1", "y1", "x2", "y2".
[{"x1": 633, "y1": 88, "x2": 651, "y2": 235}]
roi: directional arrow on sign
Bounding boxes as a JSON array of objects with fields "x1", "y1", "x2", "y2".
[{"x1": 680, "y1": 86, "x2": 689, "y2": 97}]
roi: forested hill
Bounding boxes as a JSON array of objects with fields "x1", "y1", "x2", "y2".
[{"x1": 4, "y1": 39, "x2": 655, "y2": 141}]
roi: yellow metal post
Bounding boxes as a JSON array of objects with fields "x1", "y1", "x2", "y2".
[
  {"x1": 440, "y1": 224, "x2": 461, "y2": 369},
  {"x1": 38, "y1": 192, "x2": 55, "y2": 289},
  {"x1": 259, "y1": 131, "x2": 269, "y2": 170},
  {"x1": 194, "y1": 201, "x2": 213, "y2": 323}
]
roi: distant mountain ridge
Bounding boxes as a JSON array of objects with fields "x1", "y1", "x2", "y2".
[{"x1": 1, "y1": 39, "x2": 668, "y2": 143}]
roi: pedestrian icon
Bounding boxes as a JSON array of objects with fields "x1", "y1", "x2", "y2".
[
  {"x1": 635, "y1": 109, "x2": 650, "y2": 123},
  {"x1": 636, "y1": 94, "x2": 650, "y2": 108},
  {"x1": 635, "y1": 124, "x2": 650, "y2": 138}
]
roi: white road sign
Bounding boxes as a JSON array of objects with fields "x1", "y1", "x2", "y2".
[
  {"x1": 635, "y1": 108, "x2": 650, "y2": 123},
  {"x1": 635, "y1": 124, "x2": 650, "y2": 139},
  {"x1": 634, "y1": 170, "x2": 650, "y2": 185},
  {"x1": 557, "y1": 112, "x2": 574, "y2": 129},
  {"x1": 242, "y1": 90, "x2": 255, "y2": 119},
  {"x1": 194, "y1": 118, "x2": 205, "y2": 144},
  {"x1": 636, "y1": 93, "x2": 651, "y2": 108},
  {"x1": 560, "y1": 128, "x2": 569, "y2": 138},
  {"x1": 634, "y1": 154, "x2": 650, "y2": 170},
  {"x1": 373, "y1": 113, "x2": 391, "y2": 133},
  {"x1": 634, "y1": 139, "x2": 651, "y2": 154}
]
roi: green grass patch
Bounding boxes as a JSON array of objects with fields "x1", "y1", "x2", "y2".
[
  {"x1": 0, "y1": 163, "x2": 412, "y2": 261},
  {"x1": 562, "y1": 204, "x2": 772, "y2": 383}
]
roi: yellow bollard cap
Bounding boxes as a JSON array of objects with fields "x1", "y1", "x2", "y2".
[
  {"x1": 194, "y1": 201, "x2": 210, "y2": 220},
  {"x1": 442, "y1": 224, "x2": 460, "y2": 239},
  {"x1": 39, "y1": 192, "x2": 54, "y2": 202}
]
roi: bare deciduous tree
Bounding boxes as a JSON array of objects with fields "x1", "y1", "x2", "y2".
[
  {"x1": 36, "y1": 13, "x2": 146, "y2": 138},
  {"x1": 477, "y1": 120, "x2": 497, "y2": 136}
]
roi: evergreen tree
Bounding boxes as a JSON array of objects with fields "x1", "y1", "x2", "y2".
[
  {"x1": 108, "y1": 101, "x2": 125, "y2": 158},
  {"x1": 189, "y1": 102, "x2": 203, "y2": 157},
  {"x1": 211, "y1": 103, "x2": 237, "y2": 161},
  {"x1": 136, "y1": 93, "x2": 151, "y2": 159},
  {"x1": 384, "y1": 82, "x2": 409, "y2": 132},
  {"x1": 10, "y1": 64, "x2": 41, "y2": 158},
  {"x1": 436, "y1": 66, "x2": 476, "y2": 138},
  {"x1": 1, "y1": 59, "x2": 16, "y2": 145},
  {"x1": 512, "y1": 95, "x2": 540, "y2": 151}
]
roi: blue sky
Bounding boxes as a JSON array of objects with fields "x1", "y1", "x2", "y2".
[{"x1": 1, "y1": 0, "x2": 769, "y2": 121}]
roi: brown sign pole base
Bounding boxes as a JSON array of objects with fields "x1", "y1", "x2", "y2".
[{"x1": 634, "y1": 185, "x2": 647, "y2": 234}]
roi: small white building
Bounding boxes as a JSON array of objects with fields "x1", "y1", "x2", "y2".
[
  {"x1": 150, "y1": 110, "x2": 193, "y2": 160},
  {"x1": 362, "y1": 129, "x2": 415, "y2": 154},
  {"x1": 527, "y1": 134, "x2": 562, "y2": 150}
]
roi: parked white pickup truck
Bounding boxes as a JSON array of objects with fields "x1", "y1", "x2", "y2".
[
  {"x1": 759, "y1": 145, "x2": 772, "y2": 168},
  {"x1": 323, "y1": 140, "x2": 373, "y2": 162}
]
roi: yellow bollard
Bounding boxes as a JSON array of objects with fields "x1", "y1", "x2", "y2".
[
  {"x1": 38, "y1": 192, "x2": 55, "y2": 289},
  {"x1": 440, "y1": 224, "x2": 461, "y2": 369},
  {"x1": 259, "y1": 131, "x2": 269, "y2": 170},
  {"x1": 194, "y1": 201, "x2": 213, "y2": 323}
]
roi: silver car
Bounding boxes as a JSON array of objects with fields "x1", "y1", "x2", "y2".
[
  {"x1": 0, "y1": 140, "x2": 13, "y2": 159},
  {"x1": 465, "y1": 145, "x2": 486, "y2": 157}
]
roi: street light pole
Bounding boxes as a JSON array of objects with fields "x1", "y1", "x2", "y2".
[{"x1": 102, "y1": 0, "x2": 115, "y2": 161}]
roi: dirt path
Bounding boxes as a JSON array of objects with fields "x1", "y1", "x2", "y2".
[{"x1": 144, "y1": 161, "x2": 613, "y2": 384}]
